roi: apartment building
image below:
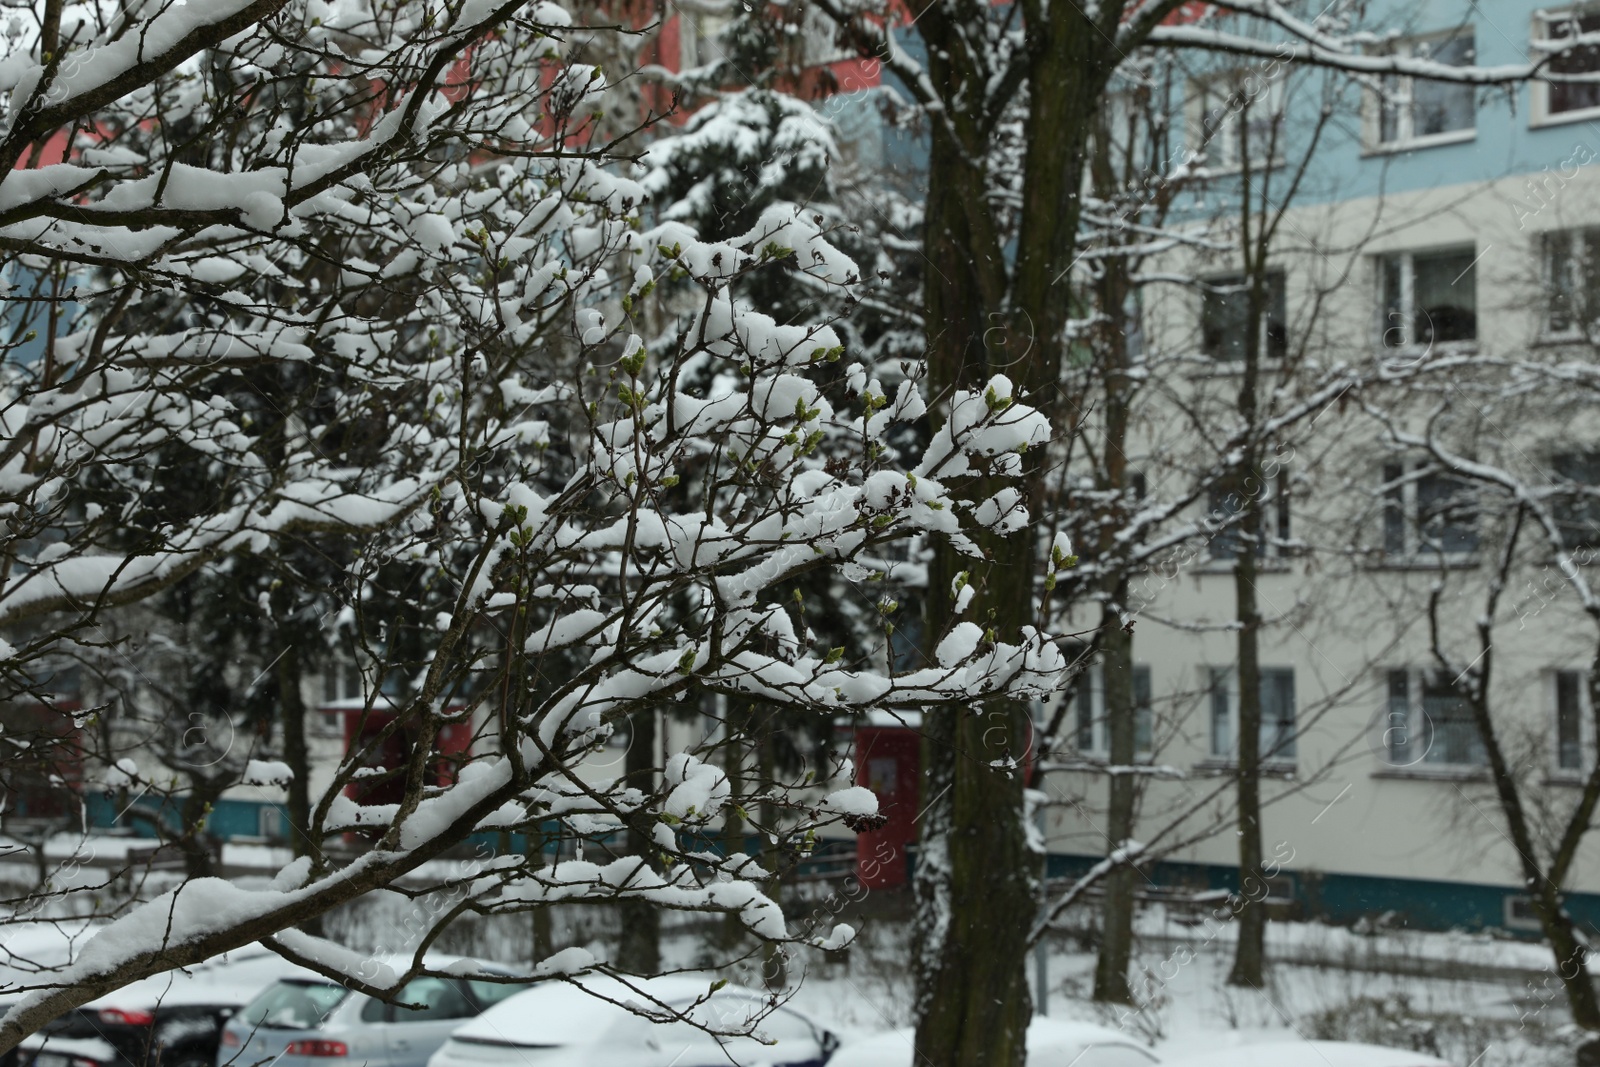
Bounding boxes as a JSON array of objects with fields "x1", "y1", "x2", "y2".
[{"x1": 1035, "y1": 1, "x2": 1600, "y2": 936}]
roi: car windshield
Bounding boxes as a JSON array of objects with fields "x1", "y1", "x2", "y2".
[{"x1": 238, "y1": 981, "x2": 349, "y2": 1030}]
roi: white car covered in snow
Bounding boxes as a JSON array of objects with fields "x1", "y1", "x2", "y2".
[
  {"x1": 1157, "y1": 1041, "x2": 1451, "y2": 1067},
  {"x1": 426, "y1": 975, "x2": 840, "y2": 1067},
  {"x1": 218, "y1": 957, "x2": 525, "y2": 1067},
  {"x1": 828, "y1": 1019, "x2": 1158, "y2": 1067}
]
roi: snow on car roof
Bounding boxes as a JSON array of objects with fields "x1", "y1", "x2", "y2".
[
  {"x1": 264, "y1": 952, "x2": 521, "y2": 987},
  {"x1": 832, "y1": 1019, "x2": 1149, "y2": 1067},
  {"x1": 1158, "y1": 1041, "x2": 1452, "y2": 1067},
  {"x1": 19, "y1": 1034, "x2": 120, "y2": 1061},
  {"x1": 83, "y1": 944, "x2": 318, "y2": 1011},
  {"x1": 81, "y1": 948, "x2": 521, "y2": 1012},
  {"x1": 451, "y1": 976, "x2": 779, "y2": 1049}
]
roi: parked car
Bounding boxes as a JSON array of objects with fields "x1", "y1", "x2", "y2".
[
  {"x1": 829, "y1": 1019, "x2": 1158, "y2": 1067},
  {"x1": 0, "y1": 921, "x2": 99, "y2": 1067},
  {"x1": 20, "y1": 943, "x2": 312, "y2": 1067},
  {"x1": 1157, "y1": 1041, "x2": 1451, "y2": 1067},
  {"x1": 426, "y1": 975, "x2": 841, "y2": 1067},
  {"x1": 218, "y1": 959, "x2": 525, "y2": 1067},
  {"x1": 18, "y1": 1036, "x2": 120, "y2": 1067}
]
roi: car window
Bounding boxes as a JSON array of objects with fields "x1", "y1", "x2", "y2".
[
  {"x1": 238, "y1": 982, "x2": 349, "y2": 1030},
  {"x1": 391, "y1": 978, "x2": 474, "y2": 1022},
  {"x1": 464, "y1": 980, "x2": 526, "y2": 1010},
  {"x1": 360, "y1": 997, "x2": 389, "y2": 1024}
]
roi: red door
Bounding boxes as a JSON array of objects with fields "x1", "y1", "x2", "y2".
[{"x1": 854, "y1": 727, "x2": 920, "y2": 888}]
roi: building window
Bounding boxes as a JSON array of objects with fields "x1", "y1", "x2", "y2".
[
  {"x1": 1192, "y1": 72, "x2": 1285, "y2": 171},
  {"x1": 1537, "y1": 11, "x2": 1600, "y2": 120},
  {"x1": 678, "y1": 6, "x2": 730, "y2": 69},
  {"x1": 1374, "y1": 32, "x2": 1476, "y2": 147},
  {"x1": 321, "y1": 662, "x2": 363, "y2": 705},
  {"x1": 1553, "y1": 451, "x2": 1600, "y2": 551},
  {"x1": 259, "y1": 806, "x2": 284, "y2": 840},
  {"x1": 1387, "y1": 668, "x2": 1486, "y2": 767},
  {"x1": 1207, "y1": 470, "x2": 1292, "y2": 561},
  {"x1": 1505, "y1": 894, "x2": 1544, "y2": 932},
  {"x1": 1556, "y1": 670, "x2": 1588, "y2": 772},
  {"x1": 1074, "y1": 664, "x2": 1154, "y2": 759},
  {"x1": 1379, "y1": 248, "x2": 1478, "y2": 349},
  {"x1": 1208, "y1": 666, "x2": 1297, "y2": 764},
  {"x1": 889, "y1": 606, "x2": 924, "y2": 671},
  {"x1": 796, "y1": 2, "x2": 849, "y2": 67},
  {"x1": 1201, "y1": 272, "x2": 1287, "y2": 362},
  {"x1": 1382, "y1": 463, "x2": 1479, "y2": 557},
  {"x1": 1544, "y1": 229, "x2": 1600, "y2": 336}
]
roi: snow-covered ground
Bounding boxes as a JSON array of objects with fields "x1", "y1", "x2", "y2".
[
  {"x1": 766, "y1": 916, "x2": 1569, "y2": 1067},
  {"x1": 0, "y1": 840, "x2": 1572, "y2": 1067},
  {"x1": 645, "y1": 909, "x2": 1566, "y2": 1067}
]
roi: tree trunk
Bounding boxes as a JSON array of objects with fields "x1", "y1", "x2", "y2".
[
  {"x1": 278, "y1": 644, "x2": 313, "y2": 854},
  {"x1": 1457, "y1": 637, "x2": 1600, "y2": 1029},
  {"x1": 908, "y1": 2, "x2": 1119, "y2": 1061},
  {"x1": 1092, "y1": 611, "x2": 1137, "y2": 1003},
  {"x1": 528, "y1": 821, "x2": 555, "y2": 959},
  {"x1": 1227, "y1": 501, "x2": 1266, "y2": 986},
  {"x1": 615, "y1": 706, "x2": 661, "y2": 974},
  {"x1": 1086, "y1": 132, "x2": 1140, "y2": 1004},
  {"x1": 1228, "y1": 225, "x2": 1270, "y2": 989},
  {"x1": 913, "y1": 688, "x2": 1034, "y2": 1066}
]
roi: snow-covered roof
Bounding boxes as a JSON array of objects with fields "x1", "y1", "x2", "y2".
[
  {"x1": 1158, "y1": 1041, "x2": 1451, "y2": 1067},
  {"x1": 451, "y1": 975, "x2": 807, "y2": 1049},
  {"x1": 831, "y1": 1019, "x2": 1151, "y2": 1067},
  {"x1": 84, "y1": 944, "x2": 316, "y2": 1011},
  {"x1": 18, "y1": 1035, "x2": 119, "y2": 1060}
]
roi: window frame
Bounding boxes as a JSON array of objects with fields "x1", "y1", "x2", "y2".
[
  {"x1": 1364, "y1": 29, "x2": 1478, "y2": 152},
  {"x1": 677, "y1": 5, "x2": 731, "y2": 70},
  {"x1": 1553, "y1": 669, "x2": 1592, "y2": 777},
  {"x1": 1205, "y1": 469, "x2": 1293, "y2": 563},
  {"x1": 1188, "y1": 70, "x2": 1287, "y2": 174},
  {"x1": 258, "y1": 805, "x2": 284, "y2": 840},
  {"x1": 1551, "y1": 450, "x2": 1600, "y2": 552},
  {"x1": 1199, "y1": 271, "x2": 1289, "y2": 364},
  {"x1": 1504, "y1": 894, "x2": 1545, "y2": 932},
  {"x1": 1376, "y1": 247, "x2": 1480, "y2": 353},
  {"x1": 1072, "y1": 664, "x2": 1156, "y2": 762},
  {"x1": 321, "y1": 662, "x2": 363, "y2": 705},
  {"x1": 1384, "y1": 668, "x2": 1488, "y2": 770},
  {"x1": 1532, "y1": 8, "x2": 1600, "y2": 127},
  {"x1": 1204, "y1": 665, "x2": 1298, "y2": 769},
  {"x1": 1540, "y1": 228, "x2": 1600, "y2": 340},
  {"x1": 1380, "y1": 461, "x2": 1481, "y2": 562}
]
